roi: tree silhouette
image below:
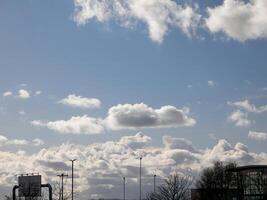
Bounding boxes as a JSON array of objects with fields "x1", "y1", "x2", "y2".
[{"x1": 146, "y1": 174, "x2": 193, "y2": 200}]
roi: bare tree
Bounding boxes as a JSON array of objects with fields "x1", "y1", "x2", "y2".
[{"x1": 146, "y1": 174, "x2": 193, "y2": 200}]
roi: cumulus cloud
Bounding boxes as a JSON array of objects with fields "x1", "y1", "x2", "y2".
[
  {"x1": 163, "y1": 135, "x2": 197, "y2": 152},
  {"x1": 105, "y1": 103, "x2": 196, "y2": 129},
  {"x1": 228, "y1": 110, "x2": 251, "y2": 127},
  {"x1": 31, "y1": 103, "x2": 196, "y2": 134},
  {"x1": 227, "y1": 99, "x2": 267, "y2": 127},
  {"x1": 205, "y1": 0, "x2": 267, "y2": 41},
  {"x1": 3, "y1": 91, "x2": 12, "y2": 97},
  {"x1": 119, "y1": 132, "x2": 151, "y2": 149},
  {"x1": 248, "y1": 131, "x2": 267, "y2": 141},
  {"x1": 18, "y1": 89, "x2": 30, "y2": 99},
  {"x1": 31, "y1": 116, "x2": 104, "y2": 135},
  {"x1": 73, "y1": 0, "x2": 201, "y2": 43},
  {"x1": 0, "y1": 135, "x2": 44, "y2": 147},
  {"x1": 228, "y1": 99, "x2": 267, "y2": 113},
  {"x1": 0, "y1": 133, "x2": 265, "y2": 199},
  {"x1": 59, "y1": 94, "x2": 101, "y2": 109}
]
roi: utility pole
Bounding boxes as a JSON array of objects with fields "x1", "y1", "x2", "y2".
[
  {"x1": 57, "y1": 173, "x2": 68, "y2": 200},
  {"x1": 153, "y1": 174, "x2": 156, "y2": 193},
  {"x1": 70, "y1": 159, "x2": 77, "y2": 200},
  {"x1": 139, "y1": 157, "x2": 142, "y2": 200},
  {"x1": 123, "y1": 177, "x2": 126, "y2": 200}
]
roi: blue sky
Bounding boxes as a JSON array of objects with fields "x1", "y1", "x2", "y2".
[{"x1": 0, "y1": 0, "x2": 267, "y2": 199}]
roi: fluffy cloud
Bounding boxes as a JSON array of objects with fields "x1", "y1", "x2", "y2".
[
  {"x1": 205, "y1": 0, "x2": 267, "y2": 41},
  {"x1": 73, "y1": 0, "x2": 200, "y2": 43},
  {"x1": 228, "y1": 110, "x2": 251, "y2": 127},
  {"x1": 105, "y1": 103, "x2": 196, "y2": 129},
  {"x1": 248, "y1": 131, "x2": 267, "y2": 141},
  {"x1": 119, "y1": 132, "x2": 151, "y2": 149},
  {"x1": 0, "y1": 134, "x2": 266, "y2": 199},
  {"x1": 163, "y1": 135, "x2": 197, "y2": 152},
  {"x1": 31, "y1": 103, "x2": 196, "y2": 134},
  {"x1": 18, "y1": 89, "x2": 30, "y2": 99},
  {"x1": 2, "y1": 91, "x2": 12, "y2": 97},
  {"x1": 228, "y1": 99, "x2": 267, "y2": 113},
  {"x1": 59, "y1": 94, "x2": 101, "y2": 109},
  {"x1": 31, "y1": 116, "x2": 104, "y2": 135},
  {"x1": 0, "y1": 135, "x2": 44, "y2": 147}
]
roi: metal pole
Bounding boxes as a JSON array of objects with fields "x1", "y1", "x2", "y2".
[
  {"x1": 57, "y1": 173, "x2": 68, "y2": 200},
  {"x1": 153, "y1": 175, "x2": 156, "y2": 193},
  {"x1": 62, "y1": 174, "x2": 64, "y2": 200},
  {"x1": 123, "y1": 177, "x2": 125, "y2": 200},
  {"x1": 140, "y1": 157, "x2": 142, "y2": 200},
  {"x1": 70, "y1": 159, "x2": 77, "y2": 200}
]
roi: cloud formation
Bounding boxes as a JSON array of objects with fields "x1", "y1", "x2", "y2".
[
  {"x1": 205, "y1": 0, "x2": 267, "y2": 41},
  {"x1": 0, "y1": 133, "x2": 266, "y2": 199},
  {"x1": 228, "y1": 110, "x2": 251, "y2": 127},
  {"x1": 105, "y1": 103, "x2": 196, "y2": 129},
  {"x1": 0, "y1": 135, "x2": 44, "y2": 147},
  {"x1": 228, "y1": 99, "x2": 267, "y2": 113},
  {"x1": 73, "y1": 0, "x2": 200, "y2": 43},
  {"x1": 31, "y1": 116, "x2": 104, "y2": 135},
  {"x1": 59, "y1": 94, "x2": 101, "y2": 109},
  {"x1": 227, "y1": 99, "x2": 267, "y2": 127},
  {"x1": 3, "y1": 91, "x2": 12, "y2": 97},
  {"x1": 248, "y1": 131, "x2": 267, "y2": 141},
  {"x1": 31, "y1": 103, "x2": 196, "y2": 134},
  {"x1": 18, "y1": 89, "x2": 30, "y2": 99}
]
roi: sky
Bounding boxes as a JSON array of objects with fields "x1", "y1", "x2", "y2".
[{"x1": 0, "y1": 0, "x2": 267, "y2": 199}]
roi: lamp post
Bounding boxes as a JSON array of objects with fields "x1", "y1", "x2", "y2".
[
  {"x1": 139, "y1": 157, "x2": 142, "y2": 200},
  {"x1": 153, "y1": 174, "x2": 156, "y2": 193},
  {"x1": 70, "y1": 159, "x2": 77, "y2": 200},
  {"x1": 123, "y1": 177, "x2": 126, "y2": 200}
]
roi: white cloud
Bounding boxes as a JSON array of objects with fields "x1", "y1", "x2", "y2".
[
  {"x1": 59, "y1": 94, "x2": 101, "y2": 109},
  {"x1": 205, "y1": 0, "x2": 267, "y2": 41},
  {"x1": 163, "y1": 135, "x2": 197, "y2": 152},
  {"x1": 31, "y1": 103, "x2": 196, "y2": 134},
  {"x1": 227, "y1": 99, "x2": 267, "y2": 127},
  {"x1": 0, "y1": 134, "x2": 43, "y2": 146},
  {"x1": 207, "y1": 80, "x2": 215, "y2": 87},
  {"x1": 18, "y1": 89, "x2": 30, "y2": 99},
  {"x1": 31, "y1": 116, "x2": 104, "y2": 135},
  {"x1": 0, "y1": 134, "x2": 265, "y2": 199},
  {"x1": 73, "y1": 0, "x2": 201, "y2": 43},
  {"x1": 106, "y1": 103, "x2": 196, "y2": 129},
  {"x1": 3, "y1": 91, "x2": 12, "y2": 97},
  {"x1": 228, "y1": 110, "x2": 251, "y2": 127},
  {"x1": 248, "y1": 131, "x2": 267, "y2": 141},
  {"x1": 119, "y1": 132, "x2": 151, "y2": 149},
  {"x1": 228, "y1": 99, "x2": 267, "y2": 113}
]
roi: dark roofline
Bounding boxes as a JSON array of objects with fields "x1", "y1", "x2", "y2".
[{"x1": 227, "y1": 165, "x2": 267, "y2": 172}]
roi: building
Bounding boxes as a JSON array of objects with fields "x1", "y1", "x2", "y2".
[{"x1": 191, "y1": 165, "x2": 267, "y2": 200}]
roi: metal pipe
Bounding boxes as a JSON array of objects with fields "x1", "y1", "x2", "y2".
[
  {"x1": 12, "y1": 185, "x2": 19, "y2": 200},
  {"x1": 41, "y1": 184, "x2": 53, "y2": 200}
]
